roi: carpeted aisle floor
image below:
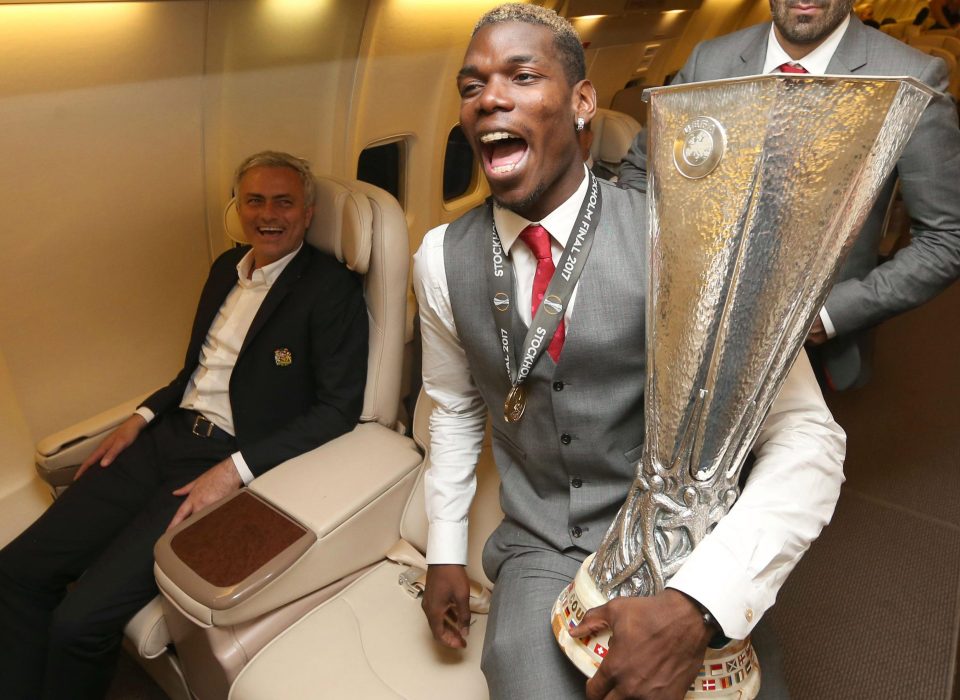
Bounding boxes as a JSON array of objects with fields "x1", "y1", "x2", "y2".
[{"x1": 770, "y1": 280, "x2": 960, "y2": 700}]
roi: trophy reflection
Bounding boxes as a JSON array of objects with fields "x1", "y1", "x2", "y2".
[{"x1": 551, "y1": 74, "x2": 935, "y2": 698}]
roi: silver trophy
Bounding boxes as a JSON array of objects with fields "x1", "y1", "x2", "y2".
[{"x1": 551, "y1": 75, "x2": 935, "y2": 697}]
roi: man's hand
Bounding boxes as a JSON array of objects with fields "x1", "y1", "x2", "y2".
[
  {"x1": 166, "y1": 457, "x2": 242, "y2": 531},
  {"x1": 806, "y1": 317, "x2": 828, "y2": 346},
  {"x1": 571, "y1": 589, "x2": 712, "y2": 700},
  {"x1": 75, "y1": 414, "x2": 148, "y2": 481},
  {"x1": 422, "y1": 564, "x2": 471, "y2": 649}
]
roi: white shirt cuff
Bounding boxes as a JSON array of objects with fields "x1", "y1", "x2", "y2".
[
  {"x1": 135, "y1": 406, "x2": 155, "y2": 424},
  {"x1": 232, "y1": 450, "x2": 255, "y2": 485},
  {"x1": 666, "y1": 534, "x2": 765, "y2": 641},
  {"x1": 819, "y1": 307, "x2": 837, "y2": 339},
  {"x1": 426, "y1": 520, "x2": 470, "y2": 565}
]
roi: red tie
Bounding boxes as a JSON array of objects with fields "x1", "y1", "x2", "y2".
[
  {"x1": 519, "y1": 224, "x2": 565, "y2": 362},
  {"x1": 776, "y1": 62, "x2": 808, "y2": 73}
]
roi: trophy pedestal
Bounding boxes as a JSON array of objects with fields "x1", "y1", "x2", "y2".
[{"x1": 550, "y1": 555, "x2": 761, "y2": 699}]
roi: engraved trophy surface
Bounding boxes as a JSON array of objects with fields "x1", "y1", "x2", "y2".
[{"x1": 551, "y1": 75, "x2": 934, "y2": 697}]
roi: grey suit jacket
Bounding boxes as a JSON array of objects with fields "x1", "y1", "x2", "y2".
[
  {"x1": 620, "y1": 17, "x2": 960, "y2": 389},
  {"x1": 442, "y1": 181, "x2": 648, "y2": 577}
]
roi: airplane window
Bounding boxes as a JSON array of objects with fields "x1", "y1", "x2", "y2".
[
  {"x1": 357, "y1": 140, "x2": 404, "y2": 205},
  {"x1": 443, "y1": 124, "x2": 475, "y2": 202}
]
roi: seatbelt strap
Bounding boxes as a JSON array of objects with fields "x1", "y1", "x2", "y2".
[{"x1": 385, "y1": 539, "x2": 491, "y2": 614}]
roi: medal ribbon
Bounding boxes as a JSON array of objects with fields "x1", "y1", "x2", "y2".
[{"x1": 488, "y1": 172, "x2": 603, "y2": 391}]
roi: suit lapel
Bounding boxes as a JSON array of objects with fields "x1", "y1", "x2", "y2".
[
  {"x1": 736, "y1": 23, "x2": 771, "y2": 76},
  {"x1": 194, "y1": 249, "x2": 246, "y2": 351},
  {"x1": 827, "y1": 17, "x2": 868, "y2": 73},
  {"x1": 238, "y1": 244, "x2": 311, "y2": 358}
]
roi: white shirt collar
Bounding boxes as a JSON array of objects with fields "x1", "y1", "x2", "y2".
[
  {"x1": 493, "y1": 164, "x2": 590, "y2": 254},
  {"x1": 763, "y1": 14, "x2": 850, "y2": 75},
  {"x1": 236, "y1": 243, "x2": 303, "y2": 289}
]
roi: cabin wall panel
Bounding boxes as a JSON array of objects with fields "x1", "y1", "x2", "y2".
[
  {"x1": 0, "y1": 2, "x2": 210, "y2": 440},
  {"x1": 660, "y1": 0, "x2": 761, "y2": 82},
  {"x1": 350, "y1": 0, "x2": 502, "y2": 248},
  {"x1": 202, "y1": 0, "x2": 370, "y2": 253},
  {"x1": 0, "y1": 349, "x2": 49, "y2": 546}
]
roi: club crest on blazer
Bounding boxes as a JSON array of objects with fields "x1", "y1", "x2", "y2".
[{"x1": 274, "y1": 348, "x2": 293, "y2": 367}]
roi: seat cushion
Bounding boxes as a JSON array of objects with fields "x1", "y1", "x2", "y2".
[
  {"x1": 124, "y1": 595, "x2": 171, "y2": 659},
  {"x1": 229, "y1": 561, "x2": 489, "y2": 700}
]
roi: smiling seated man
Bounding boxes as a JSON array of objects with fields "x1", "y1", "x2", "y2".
[
  {"x1": 413, "y1": 5, "x2": 845, "y2": 700},
  {"x1": 0, "y1": 151, "x2": 368, "y2": 700}
]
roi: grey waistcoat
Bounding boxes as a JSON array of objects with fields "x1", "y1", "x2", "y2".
[{"x1": 443, "y1": 180, "x2": 649, "y2": 576}]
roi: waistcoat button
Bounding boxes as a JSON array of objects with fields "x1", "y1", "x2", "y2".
[
  {"x1": 560, "y1": 433, "x2": 571, "y2": 445},
  {"x1": 553, "y1": 381, "x2": 564, "y2": 391},
  {"x1": 571, "y1": 526, "x2": 582, "y2": 538},
  {"x1": 571, "y1": 477, "x2": 582, "y2": 488}
]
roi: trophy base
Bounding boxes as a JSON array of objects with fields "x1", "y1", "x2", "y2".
[{"x1": 550, "y1": 555, "x2": 762, "y2": 699}]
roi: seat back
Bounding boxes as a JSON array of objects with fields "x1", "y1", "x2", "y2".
[
  {"x1": 881, "y1": 19, "x2": 909, "y2": 37},
  {"x1": 589, "y1": 108, "x2": 643, "y2": 182},
  {"x1": 909, "y1": 32, "x2": 960, "y2": 57},
  {"x1": 224, "y1": 175, "x2": 409, "y2": 430},
  {"x1": 400, "y1": 390, "x2": 503, "y2": 589},
  {"x1": 610, "y1": 84, "x2": 650, "y2": 126}
]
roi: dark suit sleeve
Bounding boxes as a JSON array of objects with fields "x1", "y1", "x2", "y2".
[
  {"x1": 618, "y1": 45, "x2": 700, "y2": 193},
  {"x1": 824, "y1": 56, "x2": 960, "y2": 335},
  {"x1": 238, "y1": 275, "x2": 368, "y2": 476}
]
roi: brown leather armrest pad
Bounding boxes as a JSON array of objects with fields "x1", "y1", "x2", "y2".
[{"x1": 170, "y1": 491, "x2": 307, "y2": 587}]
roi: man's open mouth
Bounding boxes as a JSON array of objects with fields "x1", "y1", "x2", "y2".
[
  {"x1": 480, "y1": 131, "x2": 529, "y2": 175},
  {"x1": 258, "y1": 226, "x2": 284, "y2": 236}
]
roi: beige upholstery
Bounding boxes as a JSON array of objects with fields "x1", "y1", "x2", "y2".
[
  {"x1": 30, "y1": 175, "x2": 414, "y2": 699},
  {"x1": 588, "y1": 108, "x2": 643, "y2": 182},
  {"x1": 155, "y1": 424, "x2": 422, "y2": 626},
  {"x1": 924, "y1": 27, "x2": 960, "y2": 36},
  {"x1": 590, "y1": 108, "x2": 642, "y2": 176},
  {"x1": 152, "y1": 175, "x2": 418, "y2": 698},
  {"x1": 224, "y1": 174, "x2": 409, "y2": 429},
  {"x1": 33, "y1": 394, "x2": 149, "y2": 492},
  {"x1": 610, "y1": 84, "x2": 649, "y2": 127},
  {"x1": 229, "y1": 390, "x2": 503, "y2": 700},
  {"x1": 908, "y1": 32, "x2": 960, "y2": 60}
]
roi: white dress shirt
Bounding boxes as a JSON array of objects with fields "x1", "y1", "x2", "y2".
[
  {"x1": 136, "y1": 244, "x2": 301, "y2": 484},
  {"x1": 413, "y1": 174, "x2": 846, "y2": 639},
  {"x1": 764, "y1": 15, "x2": 851, "y2": 339},
  {"x1": 763, "y1": 15, "x2": 850, "y2": 76}
]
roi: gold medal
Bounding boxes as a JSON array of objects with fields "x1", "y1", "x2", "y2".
[{"x1": 504, "y1": 385, "x2": 526, "y2": 423}]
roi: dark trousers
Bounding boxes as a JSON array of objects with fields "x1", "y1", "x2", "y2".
[{"x1": 0, "y1": 410, "x2": 235, "y2": 700}]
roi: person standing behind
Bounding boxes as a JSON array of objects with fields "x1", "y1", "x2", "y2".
[
  {"x1": 415, "y1": 5, "x2": 845, "y2": 698},
  {"x1": 0, "y1": 151, "x2": 369, "y2": 699},
  {"x1": 619, "y1": 1, "x2": 960, "y2": 391}
]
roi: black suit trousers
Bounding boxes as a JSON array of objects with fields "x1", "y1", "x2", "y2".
[{"x1": 0, "y1": 410, "x2": 235, "y2": 700}]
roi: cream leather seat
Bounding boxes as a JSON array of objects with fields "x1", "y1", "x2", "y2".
[
  {"x1": 32, "y1": 175, "x2": 416, "y2": 700},
  {"x1": 589, "y1": 107, "x2": 643, "y2": 182},
  {"x1": 229, "y1": 390, "x2": 502, "y2": 700}
]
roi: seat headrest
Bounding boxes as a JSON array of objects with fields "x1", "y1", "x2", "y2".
[
  {"x1": 223, "y1": 175, "x2": 374, "y2": 274},
  {"x1": 590, "y1": 108, "x2": 643, "y2": 165}
]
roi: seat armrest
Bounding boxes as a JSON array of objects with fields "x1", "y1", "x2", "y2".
[
  {"x1": 34, "y1": 394, "x2": 151, "y2": 489},
  {"x1": 154, "y1": 422, "x2": 423, "y2": 626}
]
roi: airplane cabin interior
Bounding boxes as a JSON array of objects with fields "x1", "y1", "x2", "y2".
[{"x1": 0, "y1": 0, "x2": 958, "y2": 698}]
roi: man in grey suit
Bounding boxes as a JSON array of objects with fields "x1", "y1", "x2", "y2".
[
  {"x1": 620, "y1": 0, "x2": 960, "y2": 391},
  {"x1": 414, "y1": 4, "x2": 845, "y2": 699}
]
